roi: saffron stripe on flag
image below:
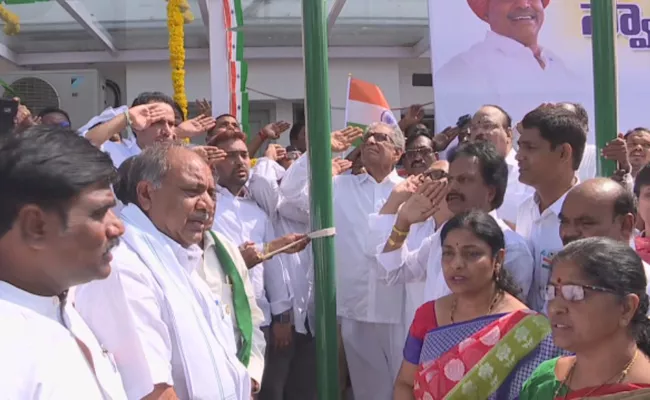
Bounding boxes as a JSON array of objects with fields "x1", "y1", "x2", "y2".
[{"x1": 349, "y1": 78, "x2": 391, "y2": 108}]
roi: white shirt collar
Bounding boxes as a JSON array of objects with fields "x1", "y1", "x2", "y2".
[
  {"x1": 484, "y1": 30, "x2": 554, "y2": 65},
  {"x1": 217, "y1": 183, "x2": 251, "y2": 200},
  {"x1": 0, "y1": 281, "x2": 64, "y2": 322},
  {"x1": 532, "y1": 179, "x2": 579, "y2": 217},
  {"x1": 355, "y1": 169, "x2": 401, "y2": 185},
  {"x1": 159, "y1": 232, "x2": 204, "y2": 274}
]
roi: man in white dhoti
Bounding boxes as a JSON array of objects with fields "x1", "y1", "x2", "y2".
[
  {"x1": 0, "y1": 125, "x2": 128, "y2": 399},
  {"x1": 75, "y1": 142, "x2": 252, "y2": 399}
]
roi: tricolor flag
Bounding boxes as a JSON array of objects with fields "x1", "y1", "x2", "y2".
[{"x1": 344, "y1": 76, "x2": 398, "y2": 145}]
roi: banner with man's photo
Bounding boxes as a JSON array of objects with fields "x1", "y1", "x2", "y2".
[{"x1": 428, "y1": 0, "x2": 650, "y2": 143}]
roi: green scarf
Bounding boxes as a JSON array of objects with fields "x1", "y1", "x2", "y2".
[{"x1": 208, "y1": 230, "x2": 253, "y2": 366}]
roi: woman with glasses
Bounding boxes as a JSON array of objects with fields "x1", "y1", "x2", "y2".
[
  {"x1": 393, "y1": 210, "x2": 558, "y2": 400},
  {"x1": 520, "y1": 237, "x2": 650, "y2": 399}
]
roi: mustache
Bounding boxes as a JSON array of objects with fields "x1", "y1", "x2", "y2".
[
  {"x1": 104, "y1": 238, "x2": 120, "y2": 255},
  {"x1": 189, "y1": 211, "x2": 211, "y2": 222},
  {"x1": 446, "y1": 191, "x2": 465, "y2": 202}
]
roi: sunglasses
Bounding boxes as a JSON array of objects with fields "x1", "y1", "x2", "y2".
[{"x1": 542, "y1": 283, "x2": 615, "y2": 302}]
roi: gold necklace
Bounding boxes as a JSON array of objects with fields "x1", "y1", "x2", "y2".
[
  {"x1": 450, "y1": 289, "x2": 502, "y2": 324},
  {"x1": 554, "y1": 350, "x2": 639, "y2": 398}
]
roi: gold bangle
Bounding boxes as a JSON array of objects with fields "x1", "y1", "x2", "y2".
[
  {"x1": 263, "y1": 243, "x2": 271, "y2": 254},
  {"x1": 388, "y1": 237, "x2": 404, "y2": 248},
  {"x1": 392, "y1": 225, "x2": 409, "y2": 237}
]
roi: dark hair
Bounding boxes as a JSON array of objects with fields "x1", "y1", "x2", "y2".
[
  {"x1": 286, "y1": 145, "x2": 300, "y2": 153},
  {"x1": 289, "y1": 121, "x2": 305, "y2": 142},
  {"x1": 405, "y1": 129, "x2": 433, "y2": 149},
  {"x1": 131, "y1": 91, "x2": 176, "y2": 110},
  {"x1": 612, "y1": 183, "x2": 637, "y2": 218},
  {"x1": 37, "y1": 107, "x2": 71, "y2": 124},
  {"x1": 0, "y1": 125, "x2": 117, "y2": 237},
  {"x1": 448, "y1": 141, "x2": 508, "y2": 209},
  {"x1": 405, "y1": 123, "x2": 430, "y2": 138},
  {"x1": 553, "y1": 237, "x2": 650, "y2": 357},
  {"x1": 207, "y1": 129, "x2": 247, "y2": 147},
  {"x1": 215, "y1": 113, "x2": 237, "y2": 122},
  {"x1": 560, "y1": 102, "x2": 589, "y2": 133},
  {"x1": 172, "y1": 101, "x2": 185, "y2": 122},
  {"x1": 521, "y1": 107, "x2": 587, "y2": 171},
  {"x1": 440, "y1": 210, "x2": 521, "y2": 297},
  {"x1": 483, "y1": 104, "x2": 512, "y2": 129},
  {"x1": 114, "y1": 156, "x2": 138, "y2": 206},
  {"x1": 624, "y1": 127, "x2": 650, "y2": 139},
  {"x1": 634, "y1": 165, "x2": 650, "y2": 198}
]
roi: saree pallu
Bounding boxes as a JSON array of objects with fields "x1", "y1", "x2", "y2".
[{"x1": 413, "y1": 309, "x2": 559, "y2": 400}]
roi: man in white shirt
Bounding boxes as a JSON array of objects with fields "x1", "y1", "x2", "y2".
[
  {"x1": 0, "y1": 125, "x2": 128, "y2": 399},
  {"x1": 75, "y1": 142, "x2": 252, "y2": 399},
  {"x1": 377, "y1": 141, "x2": 534, "y2": 303},
  {"x1": 516, "y1": 105, "x2": 586, "y2": 311},
  {"x1": 558, "y1": 178, "x2": 650, "y2": 308},
  {"x1": 83, "y1": 92, "x2": 216, "y2": 167},
  {"x1": 434, "y1": 0, "x2": 587, "y2": 135},
  {"x1": 208, "y1": 130, "x2": 312, "y2": 398},
  {"x1": 279, "y1": 122, "x2": 407, "y2": 400},
  {"x1": 469, "y1": 104, "x2": 534, "y2": 226}
]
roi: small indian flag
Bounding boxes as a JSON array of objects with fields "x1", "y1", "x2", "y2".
[{"x1": 345, "y1": 76, "x2": 398, "y2": 146}]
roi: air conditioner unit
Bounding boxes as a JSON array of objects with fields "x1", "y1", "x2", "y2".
[{"x1": 0, "y1": 69, "x2": 106, "y2": 131}]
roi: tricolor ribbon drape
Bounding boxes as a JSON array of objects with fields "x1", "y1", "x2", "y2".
[{"x1": 224, "y1": 0, "x2": 249, "y2": 136}]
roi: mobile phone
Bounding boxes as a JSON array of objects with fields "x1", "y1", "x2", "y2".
[
  {"x1": 0, "y1": 98, "x2": 18, "y2": 135},
  {"x1": 456, "y1": 114, "x2": 472, "y2": 129}
]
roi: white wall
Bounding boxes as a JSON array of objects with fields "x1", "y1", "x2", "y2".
[{"x1": 125, "y1": 58, "x2": 433, "y2": 129}]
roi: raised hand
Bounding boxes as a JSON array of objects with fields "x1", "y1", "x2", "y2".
[
  {"x1": 433, "y1": 126, "x2": 460, "y2": 151},
  {"x1": 260, "y1": 121, "x2": 291, "y2": 140},
  {"x1": 332, "y1": 157, "x2": 353, "y2": 176},
  {"x1": 331, "y1": 126, "x2": 364, "y2": 153},
  {"x1": 399, "y1": 104, "x2": 425, "y2": 130},
  {"x1": 396, "y1": 180, "x2": 448, "y2": 226},
  {"x1": 196, "y1": 98, "x2": 212, "y2": 117},
  {"x1": 176, "y1": 114, "x2": 217, "y2": 138},
  {"x1": 264, "y1": 143, "x2": 287, "y2": 162},
  {"x1": 128, "y1": 103, "x2": 169, "y2": 131},
  {"x1": 192, "y1": 145, "x2": 227, "y2": 165},
  {"x1": 601, "y1": 133, "x2": 630, "y2": 173},
  {"x1": 266, "y1": 233, "x2": 310, "y2": 256}
]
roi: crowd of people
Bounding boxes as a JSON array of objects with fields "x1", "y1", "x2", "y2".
[{"x1": 3, "y1": 91, "x2": 650, "y2": 400}]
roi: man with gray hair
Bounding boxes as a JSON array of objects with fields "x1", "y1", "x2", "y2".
[
  {"x1": 75, "y1": 142, "x2": 252, "y2": 400},
  {"x1": 279, "y1": 122, "x2": 405, "y2": 400}
]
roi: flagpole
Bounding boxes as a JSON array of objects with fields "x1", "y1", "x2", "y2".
[
  {"x1": 300, "y1": 0, "x2": 339, "y2": 399},
  {"x1": 590, "y1": 0, "x2": 618, "y2": 177}
]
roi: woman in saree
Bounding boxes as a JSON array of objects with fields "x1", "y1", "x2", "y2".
[
  {"x1": 519, "y1": 237, "x2": 650, "y2": 399},
  {"x1": 393, "y1": 210, "x2": 558, "y2": 400}
]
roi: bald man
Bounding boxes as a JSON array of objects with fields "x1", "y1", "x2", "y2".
[
  {"x1": 469, "y1": 105, "x2": 533, "y2": 226},
  {"x1": 558, "y1": 178, "x2": 650, "y2": 312}
]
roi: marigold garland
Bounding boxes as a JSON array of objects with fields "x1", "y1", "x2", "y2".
[
  {"x1": 167, "y1": 0, "x2": 188, "y2": 120},
  {"x1": 0, "y1": 4, "x2": 20, "y2": 36}
]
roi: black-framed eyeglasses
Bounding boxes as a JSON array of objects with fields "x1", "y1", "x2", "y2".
[
  {"x1": 404, "y1": 147, "x2": 435, "y2": 160},
  {"x1": 542, "y1": 283, "x2": 615, "y2": 302},
  {"x1": 362, "y1": 130, "x2": 394, "y2": 144},
  {"x1": 424, "y1": 169, "x2": 448, "y2": 181}
]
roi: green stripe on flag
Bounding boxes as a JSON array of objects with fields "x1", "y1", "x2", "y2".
[
  {"x1": 346, "y1": 122, "x2": 367, "y2": 147},
  {"x1": 235, "y1": 30, "x2": 245, "y2": 61},
  {"x1": 233, "y1": 0, "x2": 244, "y2": 27},
  {"x1": 240, "y1": 62, "x2": 248, "y2": 92}
]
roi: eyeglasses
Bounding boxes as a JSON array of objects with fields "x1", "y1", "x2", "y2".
[
  {"x1": 424, "y1": 169, "x2": 448, "y2": 181},
  {"x1": 542, "y1": 283, "x2": 615, "y2": 302},
  {"x1": 404, "y1": 147, "x2": 435, "y2": 160},
  {"x1": 363, "y1": 130, "x2": 394, "y2": 144}
]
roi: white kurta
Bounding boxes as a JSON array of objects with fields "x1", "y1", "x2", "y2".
[
  {"x1": 75, "y1": 211, "x2": 250, "y2": 400},
  {"x1": 0, "y1": 281, "x2": 127, "y2": 399},
  {"x1": 198, "y1": 230, "x2": 267, "y2": 384},
  {"x1": 374, "y1": 210, "x2": 534, "y2": 303},
  {"x1": 279, "y1": 153, "x2": 405, "y2": 400},
  {"x1": 102, "y1": 138, "x2": 141, "y2": 168}
]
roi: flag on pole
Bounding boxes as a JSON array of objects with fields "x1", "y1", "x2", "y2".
[
  {"x1": 344, "y1": 76, "x2": 398, "y2": 136},
  {"x1": 223, "y1": 0, "x2": 249, "y2": 136}
]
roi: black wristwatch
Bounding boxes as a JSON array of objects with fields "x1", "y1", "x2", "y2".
[{"x1": 272, "y1": 310, "x2": 293, "y2": 324}]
